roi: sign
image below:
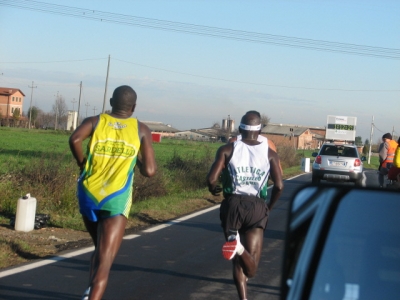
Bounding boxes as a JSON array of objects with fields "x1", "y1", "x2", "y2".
[{"x1": 326, "y1": 115, "x2": 357, "y2": 141}]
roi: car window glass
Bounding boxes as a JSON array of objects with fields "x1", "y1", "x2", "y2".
[
  {"x1": 309, "y1": 191, "x2": 400, "y2": 300},
  {"x1": 323, "y1": 146, "x2": 338, "y2": 156}
]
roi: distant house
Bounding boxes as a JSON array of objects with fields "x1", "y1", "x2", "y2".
[
  {"x1": 261, "y1": 123, "x2": 326, "y2": 149},
  {"x1": 141, "y1": 121, "x2": 180, "y2": 137},
  {"x1": 175, "y1": 129, "x2": 216, "y2": 141},
  {"x1": 0, "y1": 87, "x2": 25, "y2": 119}
]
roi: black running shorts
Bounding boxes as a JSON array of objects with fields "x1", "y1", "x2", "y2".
[{"x1": 220, "y1": 194, "x2": 269, "y2": 237}]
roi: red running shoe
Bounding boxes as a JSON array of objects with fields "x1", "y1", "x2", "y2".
[{"x1": 222, "y1": 232, "x2": 244, "y2": 260}]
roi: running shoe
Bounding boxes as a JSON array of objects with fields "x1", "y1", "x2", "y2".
[
  {"x1": 222, "y1": 232, "x2": 244, "y2": 260},
  {"x1": 82, "y1": 287, "x2": 90, "y2": 300}
]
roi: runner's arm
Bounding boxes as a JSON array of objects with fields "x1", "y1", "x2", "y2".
[
  {"x1": 137, "y1": 121, "x2": 157, "y2": 177},
  {"x1": 69, "y1": 116, "x2": 97, "y2": 170},
  {"x1": 206, "y1": 145, "x2": 231, "y2": 195},
  {"x1": 267, "y1": 149, "x2": 284, "y2": 210}
]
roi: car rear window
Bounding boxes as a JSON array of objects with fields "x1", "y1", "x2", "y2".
[
  {"x1": 309, "y1": 191, "x2": 400, "y2": 300},
  {"x1": 321, "y1": 146, "x2": 358, "y2": 158}
]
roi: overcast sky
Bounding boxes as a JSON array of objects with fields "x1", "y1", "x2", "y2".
[{"x1": 1, "y1": 0, "x2": 399, "y2": 141}]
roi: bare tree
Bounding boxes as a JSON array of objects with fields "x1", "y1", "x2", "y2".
[
  {"x1": 37, "y1": 111, "x2": 55, "y2": 129},
  {"x1": 261, "y1": 113, "x2": 270, "y2": 128},
  {"x1": 52, "y1": 95, "x2": 68, "y2": 130}
]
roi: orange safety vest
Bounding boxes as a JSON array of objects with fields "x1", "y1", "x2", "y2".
[{"x1": 382, "y1": 139, "x2": 398, "y2": 168}]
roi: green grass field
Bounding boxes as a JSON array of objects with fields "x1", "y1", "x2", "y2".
[
  {"x1": 2, "y1": 127, "x2": 378, "y2": 231},
  {"x1": 0, "y1": 128, "x2": 224, "y2": 229}
]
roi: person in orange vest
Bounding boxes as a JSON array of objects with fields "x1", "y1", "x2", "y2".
[{"x1": 378, "y1": 133, "x2": 398, "y2": 187}]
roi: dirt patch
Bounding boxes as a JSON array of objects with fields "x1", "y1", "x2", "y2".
[
  {"x1": 0, "y1": 195, "x2": 222, "y2": 270},
  {"x1": 0, "y1": 224, "x2": 92, "y2": 269}
]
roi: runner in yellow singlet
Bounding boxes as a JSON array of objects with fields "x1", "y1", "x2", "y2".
[{"x1": 69, "y1": 85, "x2": 156, "y2": 300}]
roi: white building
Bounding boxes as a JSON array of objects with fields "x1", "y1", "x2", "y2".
[{"x1": 67, "y1": 110, "x2": 78, "y2": 131}]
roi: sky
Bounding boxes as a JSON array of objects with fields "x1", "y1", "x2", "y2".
[{"x1": 0, "y1": 0, "x2": 399, "y2": 142}]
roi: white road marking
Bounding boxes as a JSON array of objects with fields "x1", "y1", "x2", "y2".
[
  {"x1": 123, "y1": 234, "x2": 140, "y2": 240},
  {"x1": 0, "y1": 174, "x2": 303, "y2": 278},
  {"x1": 0, "y1": 246, "x2": 94, "y2": 279}
]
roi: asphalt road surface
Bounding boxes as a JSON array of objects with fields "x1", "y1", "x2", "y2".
[{"x1": 0, "y1": 170, "x2": 380, "y2": 300}]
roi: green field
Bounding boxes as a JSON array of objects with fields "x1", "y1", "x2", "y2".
[
  {"x1": 5, "y1": 127, "x2": 375, "y2": 231},
  {"x1": 0, "y1": 128, "x2": 225, "y2": 229}
]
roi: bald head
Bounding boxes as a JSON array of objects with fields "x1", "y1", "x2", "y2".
[
  {"x1": 239, "y1": 110, "x2": 262, "y2": 138},
  {"x1": 111, "y1": 85, "x2": 137, "y2": 112},
  {"x1": 241, "y1": 111, "x2": 261, "y2": 127}
]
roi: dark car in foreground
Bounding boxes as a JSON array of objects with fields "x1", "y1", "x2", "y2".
[
  {"x1": 311, "y1": 143, "x2": 366, "y2": 186},
  {"x1": 281, "y1": 185, "x2": 400, "y2": 300}
]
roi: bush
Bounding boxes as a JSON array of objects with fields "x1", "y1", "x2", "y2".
[
  {"x1": 277, "y1": 145, "x2": 301, "y2": 169},
  {"x1": 362, "y1": 144, "x2": 370, "y2": 156},
  {"x1": 133, "y1": 165, "x2": 168, "y2": 202},
  {"x1": 165, "y1": 148, "x2": 214, "y2": 191}
]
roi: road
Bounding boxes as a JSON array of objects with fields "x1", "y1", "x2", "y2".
[{"x1": 0, "y1": 170, "x2": 380, "y2": 300}]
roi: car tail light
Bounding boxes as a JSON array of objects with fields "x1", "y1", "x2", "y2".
[
  {"x1": 315, "y1": 155, "x2": 322, "y2": 164},
  {"x1": 354, "y1": 159, "x2": 361, "y2": 167}
]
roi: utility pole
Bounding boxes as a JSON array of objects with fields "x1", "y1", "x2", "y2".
[
  {"x1": 85, "y1": 102, "x2": 90, "y2": 118},
  {"x1": 368, "y1": 116, "x2": 374, "y2": 164},
  {"x1": 54, "y1": 91, "x2": 60, "y2": 130},
  {"x1": 102, "y1": 55, "x2": 110, "y2": 113},
  {"x1": 71, "y1": 98, "x2": 77, "y2": 111},
  {"x1": 28, "y1": 81, "x2": 37, "y2": 129},
  {"x1": 93, "y1": 106, "x2": 97, "y2": 116},
  {"x1": 77, "y1": 82, "x2": 82, "y2": 124}
]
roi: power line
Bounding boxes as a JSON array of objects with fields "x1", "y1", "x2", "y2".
[
  {"x1": 1, "y1": 0, "x2": 400, "y2": 59},
  {"x1": 373, "y1": 124, "x2": 386, "y2": 133},
  {"x1": 1, "y1": 55, "x2": 398, "y2": 92},
  {"x1": 113, "y1": 57, "x2": 400, "y2": 92},
  {"x1": 0, "y1": 57, "x2": 106, "y2": 64}
]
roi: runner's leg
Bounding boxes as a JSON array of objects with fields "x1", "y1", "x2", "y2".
[
  {"x1": 82, "y1": 216, "x2": 98, "y2": 286},
  {"x1": 233, "y1": 228, "x2": 264, "y2": 299},
  {"x1": 88, "y1": 215, "x2": 127, "y2": 300}
]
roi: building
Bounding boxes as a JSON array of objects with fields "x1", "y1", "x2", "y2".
[
  {"x1": 66, "y1": 110, "x2": 78, "y2": 131},
  {"x1": 221, "y1": 118, "x2": 235, "y2": 132},
  {"x1": 141, "y1": 121, "x2": 180, "y2": 138},
  {"x1": 261, "y1": 123, "x2": 326, "y2": 149},
  {"x1": 175, "y1": 129, "x2": 216, "y2": 141},
  {"x1": 0, "y1": 87, "x2": 25, "y2": 119}
]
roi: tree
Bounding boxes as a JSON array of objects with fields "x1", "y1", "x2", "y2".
[
  {"x1": 27, "y1": 106, "x2": 40, "y2": 127},
  {"x1": 209, "y1": 121, "x2": 226, "y2": 141},
  {"x1": 12, "y1": 108, "x2": 20, "y2": 120},
  {"x1": 260, "y1": 113, "x2": 270, "y2": 128},
  {"x1": 355, "y1": 136, "x2": 363, "y2": 146},
  {"x1": 52, "y1": 95, "x2": 68, "y2": 130},
  {"x1": 37, "y1": 111, "x2": 55, "y2": 129},
  {"x1": 362, "y1": 139, "x2": 370, "y2": 155},
  {"x1": 362, "y1": 144, "x2": 369, "y2": 155}
]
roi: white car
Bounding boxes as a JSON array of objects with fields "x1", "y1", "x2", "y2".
[{"x1": 311, "y1": 143, "x2": 365, "y2": 186}]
